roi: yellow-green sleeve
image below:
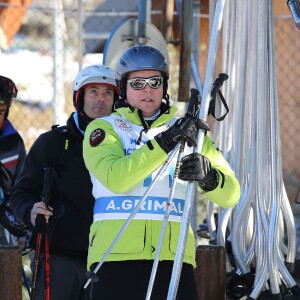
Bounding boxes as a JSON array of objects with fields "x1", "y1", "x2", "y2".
[
  {"x1": 201, "y1": 136, "x2": 240, "y2": 208},
  {"x1": 83, "y1": 118, "x2": 168, "y2": 193}
]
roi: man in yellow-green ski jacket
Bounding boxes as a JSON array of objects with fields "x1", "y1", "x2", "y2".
[{"x1": 83, "y1": 45, "x2": 240, "y2": 300}]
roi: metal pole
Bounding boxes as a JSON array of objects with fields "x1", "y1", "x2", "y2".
[
  {"x1": 137, "y1": 0, "x2": 151, "y2": 44},
  {"x1": 266, "y1": 0, "x2": 298, "y2": 295},
  {"x1": 77, "y1": 0, "x2": 83, "y2": 70},
  {"x1": 192, "y1": 1, "x2": 200, "y2": 70},
  {"x1": 265, "y1": 0, "x2": 281, "y2": 293},
  {"x1": 167, "y1": 1, "x2": 227, "y2": 298},
  {"x1": 178, "y1": 0, "x2": 193, "y2": 102},
  {"x1": 219, "y1": 0, "x2": 235, "y2": 159},
  {"x1": 53, "y1": 0, "x2": 66, "y2": 125},
  {"x1": 220, "y1": 1, "x2": 300, "y2": 298},
  {"x1": 146, "y1": 141, "x2": 185, "y2": 300},
  {"x1": 230, "y1": 0, "x2": 252, "y2": 277},
  {"x1": 191, "y1": 54, "x2": 203, "y2": 96}
]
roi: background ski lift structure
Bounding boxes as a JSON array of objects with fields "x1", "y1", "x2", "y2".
[
  {"x1": 206, "y1": 0, "x2": 300, "y2": 299},
  {"x1": 82, "y1": 0, "x2": 300, "y2": 299}
]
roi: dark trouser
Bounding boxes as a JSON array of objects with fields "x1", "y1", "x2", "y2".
[
  {"x1": 83, "y1": 260, "x2": 198, "y2": 300},
  {"x1": 31, "y1": 253, "x2": 89, "y2": 300}
]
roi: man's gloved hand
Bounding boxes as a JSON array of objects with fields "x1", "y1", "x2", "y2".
[
  {"x1": 178, "y1": 153, "x2": 219, "y2": 192},
  {"x1": 155, "y1": 116, "x2": 210, "y2": 154}
]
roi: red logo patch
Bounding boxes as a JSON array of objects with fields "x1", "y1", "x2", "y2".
[{"x1": 89, "y1": 128, "x2": 105, "y2": 147}]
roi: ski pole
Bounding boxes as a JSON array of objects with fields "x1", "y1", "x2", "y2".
[
  {"x1": 30, "y1": 228, "x2": 42, "y2": 300},
  {"x1": 30, "y1": 167, "x2": 55, "y2": 300},
  {"x1": 44, "y1": 231, "x2": 50, "y2": 300},
  {"x1": 167, "y1": 0, "x2": 227, "y2": 298},
  {"x1": 145, "y1": 89, "x2": 201, "y2": 300},
  {"x1": 145, "y1": 141, "x2": 185, "y2": 300},
  {"x1": 84, "y1": 144, "x2": 181, "y2": 289}
]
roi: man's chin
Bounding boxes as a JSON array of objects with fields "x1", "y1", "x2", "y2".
[
  {"x1": 140, "y1": 105, "x2": 160, "y2": 116},
  {"x1": 92, "y1": 109, "x2": 108, "y2": 118}
]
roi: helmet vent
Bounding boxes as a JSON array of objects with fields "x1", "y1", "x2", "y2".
[{"x1": 120, "y1": 59, "x2": 127, "y2": 67}]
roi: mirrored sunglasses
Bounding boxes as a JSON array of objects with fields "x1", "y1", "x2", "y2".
[{"x1": 127, "y1": 76, "x2": 163, "y2": 90}]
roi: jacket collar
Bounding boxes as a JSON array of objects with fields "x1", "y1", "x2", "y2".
[{"x1": 113, "y1": 106, "x2": 177, "y2": 128}]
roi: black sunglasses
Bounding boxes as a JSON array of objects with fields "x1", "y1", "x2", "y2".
[{"x1": 127, "y1": 76, "x2": 163, "y2": 90}]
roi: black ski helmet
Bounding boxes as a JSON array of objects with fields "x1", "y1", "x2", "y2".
[
  {"x1": 115, "y1": 45, "x2": 169, "y2": 100},
  {"x1": 0, "y1": 76, "x2": 18, "y2": 119},
  {"x1": 72, "y1": 64, "x2": 119, "y2": 114}
]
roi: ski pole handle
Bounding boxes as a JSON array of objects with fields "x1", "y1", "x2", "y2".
[
  {"x1": 186, "y1": 88, "x2": 200, "y2": 118},
  {"x1": 211, "y1": 73, "x2": 229, "y2": 98},
  {"x1": 209, "y1": 73, "x2": 229, "y2": 121},
  {"x1": 35, "y1": 167, "x2": 55, "y2": 233}
]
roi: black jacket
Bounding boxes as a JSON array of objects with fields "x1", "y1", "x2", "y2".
[
  {"x1": 0, "y1": 119, "x2": 26, "y2": 202},
  {"x1": 10, "y1": 113, "x2": 94, "y2": 257},
  {"x1": 0, "y1": 120, "x2": 26, "y2": 240}
]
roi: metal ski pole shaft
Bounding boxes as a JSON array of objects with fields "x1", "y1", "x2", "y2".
[
  {"x1": 146, "y1": 89, "x2": 200, "y2": 300},
  {"x1": 30, "y1": 167, "x2": 55, "y2": 300},
  {"x1": 167, "y1": 179, "x2": 197, "y2": 300},
  {"x1": 191, "y1": 53, "x2": 203, "y2": 96},
  {"x1": 137, "y1": 0, "x2": 149, "y2": 44},
  {"x1": 84, "y1": 144, "x2": 181, "y2": 289},
  {"x1": 44, "y1": 232, "x2": 50, "y2": 300},
  {"x1": 30, "y1": 233, "x2": 42, "y2": 300},
  {"x1": 146, "y1": 140, "x2": 185, "y2": 300},
  {"x1": 167, "y1": 0, "x2": 227, "y2": 299}
]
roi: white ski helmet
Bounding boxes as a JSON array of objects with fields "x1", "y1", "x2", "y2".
[{"x1": 73, "y1": 64, "x2": 119, "y2": 111}]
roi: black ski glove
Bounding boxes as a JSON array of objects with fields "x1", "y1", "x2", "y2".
[
  {"x1": 178, "y1": 153, "x2": 219, "y2": 192},
  {"x1": 155, "y1": 116, "x2": 210, "y2": 154}
]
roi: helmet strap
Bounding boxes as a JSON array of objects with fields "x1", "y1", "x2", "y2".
[
  {"x1": 73, "y1": 90, "x2": 92, "y2": 131},
  {"x1": 0, "y1": 120, "x2": 5, "y2": 133},
  {"x1": 4, "y1": 108, "x2": 9, "y2": 120},
  {"x1": 74, "y1": 90, "x2": 84, "y2": 112}
]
